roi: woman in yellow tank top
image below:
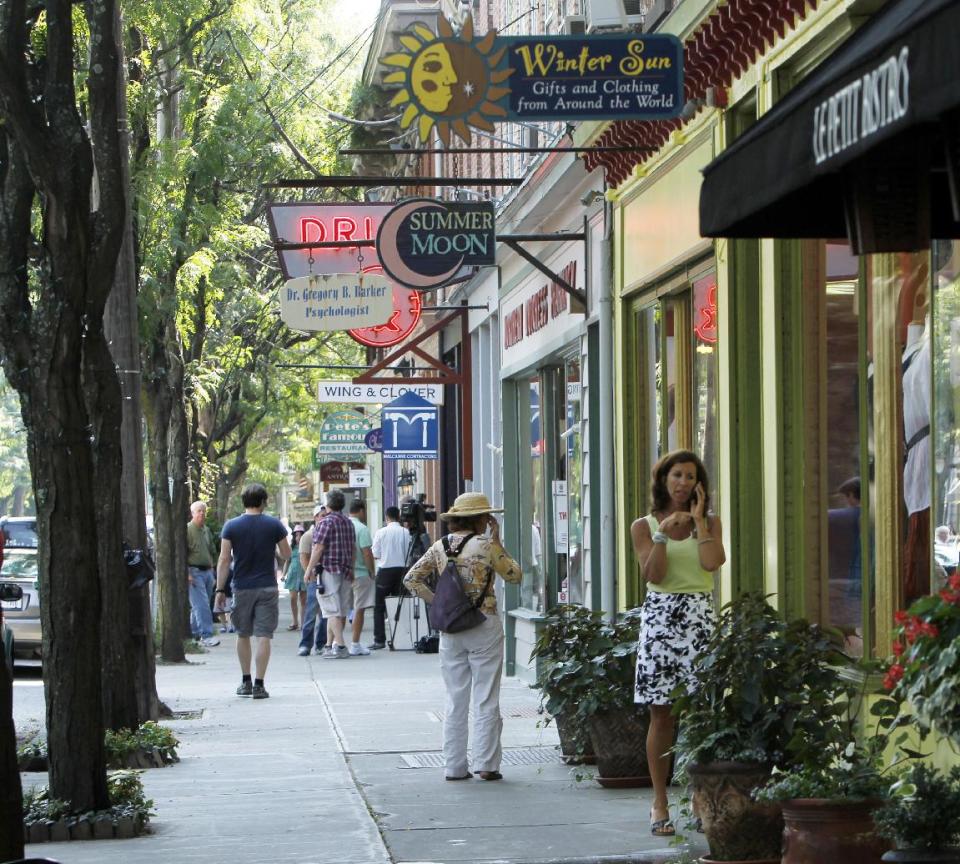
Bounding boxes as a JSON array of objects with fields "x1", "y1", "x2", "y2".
[{"x1": 630, "y1": 450, "x2": 726, "y2": 837}]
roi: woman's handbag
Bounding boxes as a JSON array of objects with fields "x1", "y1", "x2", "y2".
[{"x1": 429, "y1": 533, "x2": 493, "y2": 633}]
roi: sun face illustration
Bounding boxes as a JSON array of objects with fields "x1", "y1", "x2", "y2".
[{"x1": 381, "y1": 14, "x2": 513, "y2": 146}]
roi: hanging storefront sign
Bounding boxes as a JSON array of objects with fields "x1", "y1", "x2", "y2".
[
  {"x1": 288, "y1": 499, "x2": 316, "y2": 523},
  {"x1": 317, "y1": 380, "x2": 444, "y2": 405},
  {"x1": 280, "y1": 272, "x2": 393, "y2": 331},
  {"x1": 267, "y1": 203, "x2": 391, "y2": 280},
  {"x1": 348, "y1": 272, "x2": 423, "y2": 347},
  {"x1": 381, "y1": 391, "x2": 439, "y2": 461},
  {"x1": 317, "y1": 460, "x2": 366, "y2": 482},
  {"x1": 317, "y1": 410, "x2": 372, "y2": 459},
  {"x1": 364, "y1": 428, "x2": 384, "y2": 452},
  {"x1": 348, "y1": 468, "x2": 371, "y2": 488},
  {"x1": 377, "y1": 198, "x2": 495, "y2": 290},
  {"x1": 380, "y1": 13, "x2": 682, "y2": 145}
]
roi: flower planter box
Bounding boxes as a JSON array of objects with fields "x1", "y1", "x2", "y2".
[
  {"x1": 587, "y1": 706, "x2": 651, "y2": 788},
  {"x1": 555, "y1": 712, "x2": 596, "y2": 765},
  {"x1": 687, "y1": 761, "x2": 783, "y2": 863},
  {"x1": 782, "y1": 798, "x2": 889, "y2": 864}
]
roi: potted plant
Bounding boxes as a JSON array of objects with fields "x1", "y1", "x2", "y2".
[
  {"x1": 542, "y1": 608, "x2": 651, "y2": 786},
  {"x1": 529, "y1": 605, "x2": 600, "y2": 764},
  {"x1": 874, "y1": 764, "x2": 960, "y2": 863},
  {"x1": 885, "y1": 575, "x2": 960, "y2": 746},
  {"x1": 754, "y1": 675, "x2": 920, "y2": 864},
  {"x1": 672, "y1": 593, "x2": 850, "y2": 864}
]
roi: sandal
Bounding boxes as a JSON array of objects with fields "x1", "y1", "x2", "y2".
[
  {"x1": 650, "y1": 809, "x2": 675, "y2": 837},
  {"x1": 445, "y1": 773, "x2": 472, "y2": 781},
  {"x1": 477, "y1": 771, "x2": 502, "y2": 781},
  {"x1": 286, "y1": 623, "x2": 299, "y2": 631}
]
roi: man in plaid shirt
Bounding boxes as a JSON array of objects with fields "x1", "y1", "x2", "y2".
[{"x1": 305, "y1": 489, "x2": 356, "y2": 658}]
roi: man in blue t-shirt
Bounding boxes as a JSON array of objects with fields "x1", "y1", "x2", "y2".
[{"x1": 216, "y1": 483, "x2": 290, "y2": 699}]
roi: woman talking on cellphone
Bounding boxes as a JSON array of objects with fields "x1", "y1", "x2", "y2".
[{"x1": 630, "y1": 450, "x2": 726, "y2": 837}]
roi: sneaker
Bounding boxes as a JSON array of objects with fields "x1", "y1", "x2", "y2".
[
  {"x1": 252, "y1": 684, "x2": 269, "y2": 699},
  {"x1": 319, "y1": 645, "x2": 335, "y2": 658},
  {"x1": 323, "y1": 644, "x2": 349, "y2": 659},
  {"x1": 236, "y1": 681, "x2": 253, "y2": 697},
  {"x1": 368, "y1": 641, "x2": 386, "y2": 650},
  {"x1": 201, "y1": 636, "x2": 221, "y2": 647},
  {"x1": 228, "y1": 625, "x2": 236, "y2": 633},
  {"x1": 297, "y1": 647, "x2": 310, "y2": 656},
  {"x1": 219, "y1": 626, "x2": 228, "y2": 634},
  {"x1": 349, "y1": 642, "x2": 370, "y2": 656}
]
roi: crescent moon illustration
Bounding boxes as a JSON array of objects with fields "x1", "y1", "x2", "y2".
[{"x1": 376, "y1": 199, "x2": 463, "y2": 290}]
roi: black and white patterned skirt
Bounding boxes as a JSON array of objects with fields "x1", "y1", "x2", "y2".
[{"x1": 634, "y1": 590, "x2": 714, "y2": 706}]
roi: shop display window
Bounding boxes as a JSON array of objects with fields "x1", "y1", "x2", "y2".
[
  {"x1": 932, "y1": 240, "x2": 960, "y2": 593},
  {"x1": 562, "y1": 357, "x2": 583, "y2": 605},
  {"x1": 521, "y1": 376, "x2": 546, "y2": 612},
  {"x1": 823, "y1": 242, "x2": 866, "y2": 654},
  {"x1": 692, "y1": 274, "x2": 719, "y2": 504}
]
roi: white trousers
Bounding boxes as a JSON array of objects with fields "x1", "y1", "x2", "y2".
[{"x1": 439, "y1": 615, "x2": 504, "y2": 776}]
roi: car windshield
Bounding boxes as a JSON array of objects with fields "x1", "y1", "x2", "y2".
[
  {"x1": 3, "y1": 554, "x2": 38, "y2": 580},
  {"x1": 3, "y1": 522, "x2": 37, "y2": 548}
]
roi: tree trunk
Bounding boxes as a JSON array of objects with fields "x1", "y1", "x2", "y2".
[
  {"x1": 144, "y1": 324, "x2": 186, "y2": 663},
  {"x1": 83, "y1": 327, "x2": 139, "y2": 732},
  {"x1": 169, "y1": 371, "x2": 192, "y2": 642},
  {"x1": 11, "y1": 485, "x2": 25, "y2": 516},
  {"x1": 103, "y1": 3, "x2": 158, "y2": 725},
  {"x1": 0, "y1": 638, "x2": 23, "y2": 860}
]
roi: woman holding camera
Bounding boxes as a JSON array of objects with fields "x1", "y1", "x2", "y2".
[
  {"x1": 631, "y1": 450, "x2": 726, "y2": 837},
  {"x1": 404, "y1": 492, "x2": 521, "y2": 782}
]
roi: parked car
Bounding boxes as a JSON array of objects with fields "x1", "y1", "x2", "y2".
[
  {"x1": 0, "y1": 515, "x2": 38, "y2": 549},
  {"x1": 1, "y1": 581, "x2": 25, "y2": 676},
  {"x1": 2, "y1": 548, "x2": 41, "y2": 659}
]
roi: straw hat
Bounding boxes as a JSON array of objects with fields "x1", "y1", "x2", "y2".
[{"x1": 440, "y1": 492, "x2": 503, "y2": 520}]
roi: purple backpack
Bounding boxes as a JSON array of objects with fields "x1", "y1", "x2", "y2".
[{"x1": 429, "y1": 534, "x2": 493, "y2": 634}]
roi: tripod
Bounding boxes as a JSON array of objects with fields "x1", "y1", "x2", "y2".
[{"x1": 388, "y1": 530, "x2": 430, "y2": 651}]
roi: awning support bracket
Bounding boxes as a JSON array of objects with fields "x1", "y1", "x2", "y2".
[{"x1": 499, "y1": 233, "x2": 587, "y2": 307}]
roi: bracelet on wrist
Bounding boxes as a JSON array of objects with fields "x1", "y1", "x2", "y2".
[
  {"x1": 652, "y1": 531, "x2": 668, "y2": 545},
  {"x1": 698, "y1": 538, "x2": 715, "y2": 545},
  {"x1": 215, "y1": 589, "x2": 226, "y2": 594}
]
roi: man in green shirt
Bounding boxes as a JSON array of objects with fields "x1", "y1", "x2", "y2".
[
  {"x1": 347, "y1": 499, "x2": 376, "y2": 656},
  {"x1": 187, "y1": 501, "x2": 220, "y2": 647}
]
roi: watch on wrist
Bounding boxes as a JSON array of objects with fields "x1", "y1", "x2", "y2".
[
  {"x1": 652, "y1": 531, "x2": 668, "y2": 545},
  {"x1": 215, "y1": 589, "x2": 226, "y2": 594}
]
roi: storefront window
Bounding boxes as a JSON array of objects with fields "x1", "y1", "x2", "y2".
[
  {"x1": 824, "y1": 242, "x2": 865, "y2": 655},
  {"x1": 638, "y1": 305, "x2": 661, "y2": 474},
  {"x1": 932, "y1": 240, "x2": 960, "y2": 592},
  {"x1": 563, "y1": 357, "x2": 583, "y2": 604},
  {"x1": 664, "y1": 305, "x2": 678, "y2": 451},
  {"x1": 523, "y1": 376, "x2": 546, "y2": 612},
  {"x1": 692, "y1": 273, "x2": 719, "y2": 502}
]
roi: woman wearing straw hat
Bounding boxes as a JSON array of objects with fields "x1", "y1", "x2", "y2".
[{"x1": 404, "y1": 491, "x2": 522, "y2": 781}]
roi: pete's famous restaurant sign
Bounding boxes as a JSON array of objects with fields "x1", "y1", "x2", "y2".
[{"x1": 501, "y1": 249, "x2": 585, "y2": 369}]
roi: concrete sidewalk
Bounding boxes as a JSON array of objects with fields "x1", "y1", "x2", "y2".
[{"x1": 17, "y1": 598, "x2": 706, "y2": 864}]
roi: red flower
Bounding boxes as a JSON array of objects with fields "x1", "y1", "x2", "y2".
[
  {"x1": 939, "y1": 589, "x2": 960, "y2": 605},
  {"x1": 892, "y1": 640, "x2": 904, "y2": 657},
  {"x1": 894, "y1": 610, "x2": 910, "y2": 625},
  {"x1": 950, "y1": 573, "x2": 960, "y2": 591}
]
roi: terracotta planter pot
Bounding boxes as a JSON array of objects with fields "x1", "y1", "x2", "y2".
[
  {"x1": 554, "y1": 712, "x2": 596, "y2": 765},
  {"x1": 782, "y1": 798, "x2": 890, "y2": 864},
  {"x1": 587, "y1": 706, "x2": 651, "y2": 788},
  {"x1": 882, "y1": 851, "x2": 960, "y2": 863},
  {"x1": 687, "y1": 761, "x2": 783, "y2": 863}
]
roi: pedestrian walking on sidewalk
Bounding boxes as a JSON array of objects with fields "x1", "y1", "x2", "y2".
[
  {"x1": 370, "y1": 506, "x2": 412, "y2": 649},
  {"x1": 347, "y1": 500, "x2": 376, "y2": 655},
  {"x1": 630, "y1": 450, "x2": 726, "y2": 837},
  {"x1": 187, "y1": 501, "x2": 220, "y2": 647},
  {"x1": 299, "y1": 505, "x2": 329, "y2": 655},
  {"x1": 216, "y1": 483, "x2": 291, "y2": 699},
  {"x1": 305, "y1": 489, "x2": 355, "y2": 658},
  {"x1": 282, "y1": 524, "x2": 308, "y2": 630},
  {"x1": 404, "y1": 492, "x2": 521, "y2": 782}
]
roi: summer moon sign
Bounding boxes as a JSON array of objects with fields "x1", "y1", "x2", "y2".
[
  {"x1": 280, "y1": 272, "x2": 394, "y2": 332},
  {"x1": 376, "y1": 198, "x2": 495, "y2": 291}
]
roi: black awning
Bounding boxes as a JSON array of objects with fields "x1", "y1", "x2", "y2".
[{"x1": 699, "y1": 0, "x2": 960, "y2": 253}]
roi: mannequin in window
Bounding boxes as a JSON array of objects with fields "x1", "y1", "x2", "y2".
[{"x1": 900, "y1": 252, "x2": 931, "y2": 605}]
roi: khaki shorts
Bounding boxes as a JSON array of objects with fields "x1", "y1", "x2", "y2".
[
  {"x1": 232, "y1": 587, "x2": 280, "y2": 638},
  {"x1": 352, "y1": 574, "x2": 374, "y2": 609},
  {"x1": 319, "y1": 570, "x2": 353, "y2": 618}
]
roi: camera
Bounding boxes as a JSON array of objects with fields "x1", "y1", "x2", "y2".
[{"x1": 400, "y1": 493, "x2": 436, "y2": 535}]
